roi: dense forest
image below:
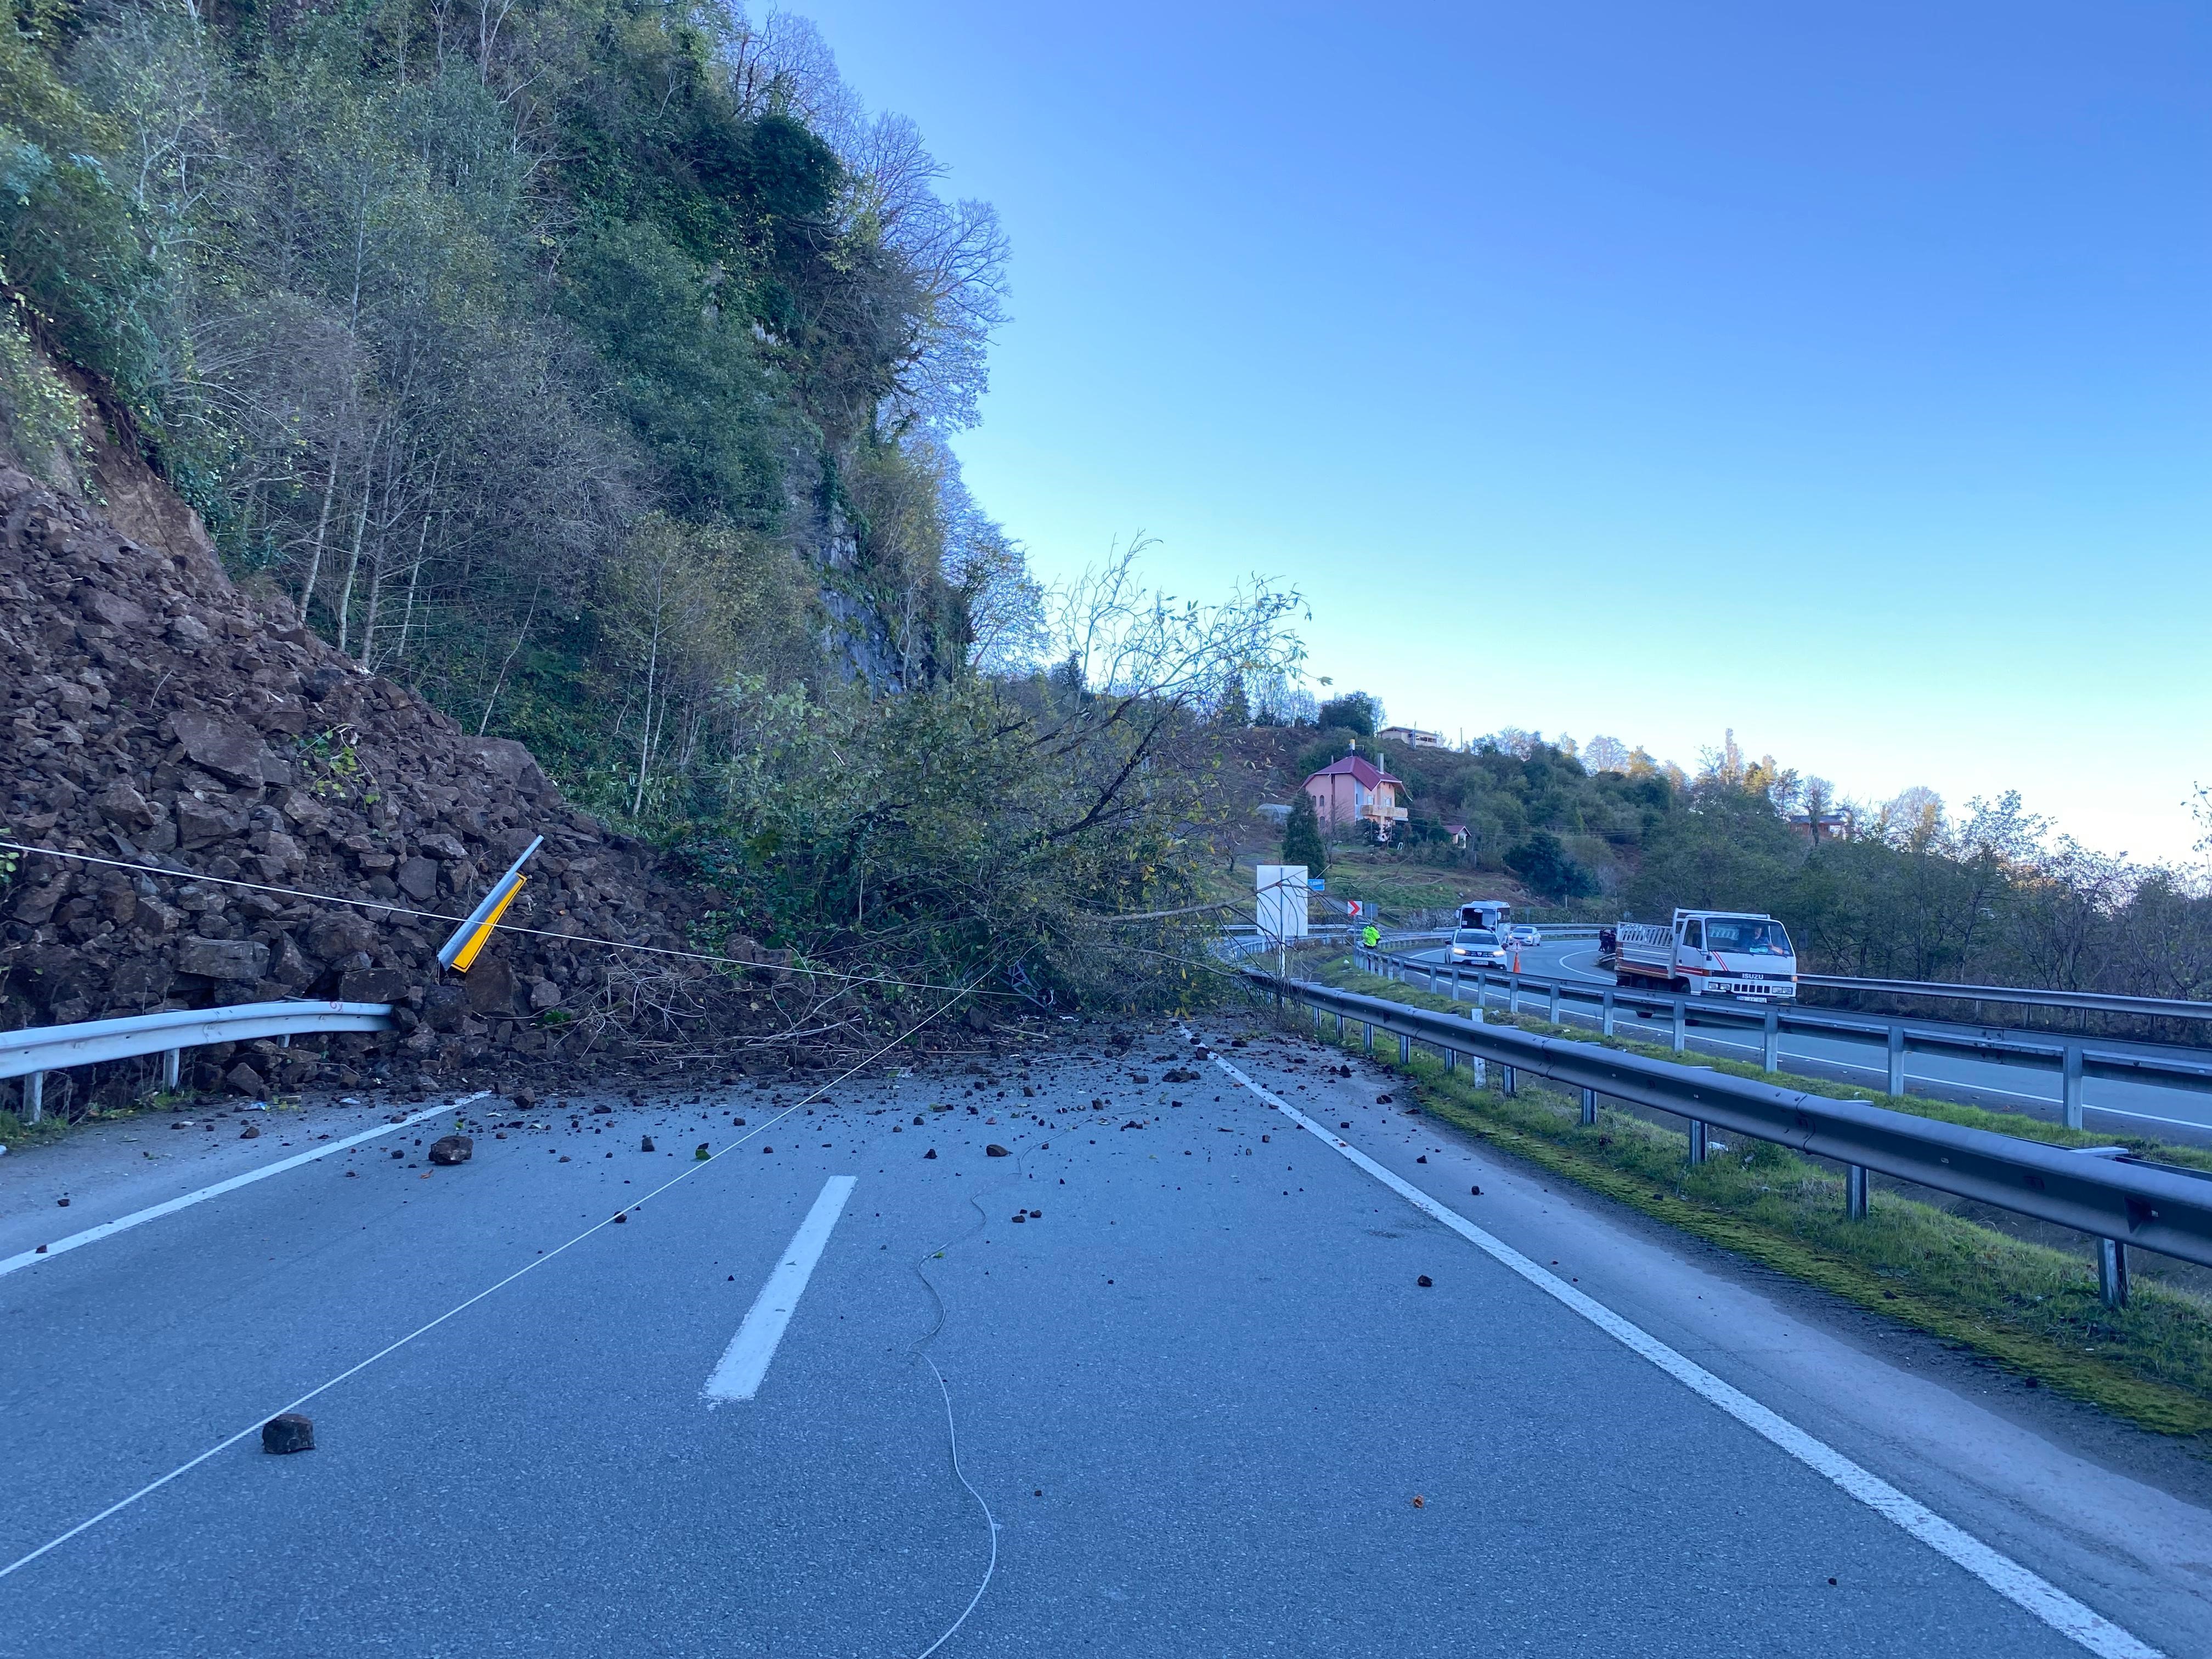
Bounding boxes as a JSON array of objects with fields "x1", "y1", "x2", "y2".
[{"x1": 1276, "y1": 704, "x2": 2212, "y2": 1000}]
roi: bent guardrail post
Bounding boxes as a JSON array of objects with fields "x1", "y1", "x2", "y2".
[{"x1": 439, "y1": 834, "x2": 544, "y2": 972}]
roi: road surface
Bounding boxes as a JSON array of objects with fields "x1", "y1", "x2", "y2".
[{"x1": 2, "y1": 1029, "x2": 2205, "y2": 1657}]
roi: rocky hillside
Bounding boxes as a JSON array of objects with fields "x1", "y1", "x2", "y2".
[{"x1": 0, "y1": 459, "x2": 769, "y2": 1111}]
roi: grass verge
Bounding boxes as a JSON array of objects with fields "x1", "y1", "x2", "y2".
[{"x1": 1280, "y1": 955, "x2": 2212, "y2": 1437}]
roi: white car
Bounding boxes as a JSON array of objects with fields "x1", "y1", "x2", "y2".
[
  {"x1": 1506, "y1": 924, "x2": 1541, "y2": 949},
  {"x1": 1449, "y1": 927, "x2": 1510, "y2": 967}
]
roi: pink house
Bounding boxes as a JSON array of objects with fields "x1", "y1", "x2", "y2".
[{"x1": 1302, "y1": 753, "x2": 1409, "y2": 834}]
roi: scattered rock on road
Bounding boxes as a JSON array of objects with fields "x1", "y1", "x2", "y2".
[
  {"x1": 985, "y1": 1144, "x2": 1010, "y2": 1158},
  {"x1": 261, "y1": 1413, "x2": 314, "y2": 1454},
  {"x1": 427, "y1": 1135, "x2": 472, "y2": 1165},
  {"x1": 640, "y1": 1136, "x2": 655, "y2": 1153},
  {"x1": 1417, "y1": 1275, "x2": 1434, "y2": 1288}
]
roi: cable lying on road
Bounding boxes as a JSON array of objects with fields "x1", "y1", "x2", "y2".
[
  {"x1": 906, "y1": 1162, "x2": 1026, "y2": 1659},
  {"x1": 0, "y1": 953, "x2": 1009, "y2": 1584}
]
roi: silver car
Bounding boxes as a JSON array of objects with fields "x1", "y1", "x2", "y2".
[{"x1": 1506, "y1": 924, "x2": 1541, "y2": 949}]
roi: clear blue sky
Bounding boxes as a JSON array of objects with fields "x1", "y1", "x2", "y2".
[{"x1": 798, "y1": 1, "x2": 2211, "y2": 864}]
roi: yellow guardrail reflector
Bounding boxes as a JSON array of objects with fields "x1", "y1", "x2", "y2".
[{"x1": 451, "y1": 876, "x2": 525, "y2": 974}]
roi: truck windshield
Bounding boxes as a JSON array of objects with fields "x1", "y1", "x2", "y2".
[{"x1": 1705, "y1": 918, "x2": 1791, "y2": 956}]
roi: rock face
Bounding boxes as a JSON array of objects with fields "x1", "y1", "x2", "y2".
[{"x1": 0, "y1": 462, "x2": 771, "y2": 1101}]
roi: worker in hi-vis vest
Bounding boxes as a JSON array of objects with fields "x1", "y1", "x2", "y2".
[{"x1": 1361, "y1": 923, "x2": 1380, "y2": 950}]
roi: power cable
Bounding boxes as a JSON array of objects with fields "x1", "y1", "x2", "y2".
[
  {"x1": 0, "y1": 838, "x2": 975, "y2": 996},
  {"x1": 905, "y1": 1151, "x2": 1031, "y2": 1658}
]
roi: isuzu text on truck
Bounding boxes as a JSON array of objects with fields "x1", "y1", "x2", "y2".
[{"x1": 1612, "y1": 909, "x2": 1798, "y2": 1000}]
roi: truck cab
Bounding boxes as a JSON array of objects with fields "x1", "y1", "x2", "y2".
[{"x1": 1614, "y1": 909, "x2": 1798, "y2": 999}]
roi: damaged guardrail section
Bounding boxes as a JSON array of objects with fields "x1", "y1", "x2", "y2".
[
  {"x1": 1, "y1": 1000, "x2": 396, "y2": 1125},
  {"x1": 1249, "y1": 970, "x2": 2212, "y2": 1298}
]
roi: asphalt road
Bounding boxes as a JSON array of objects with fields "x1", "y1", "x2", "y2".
[
  {"x1": 2, "y1": 1026, "x2": 2204, "y2": 1657},
  {"x1": 1400, "y1": 938, "x2": 2212, "y2": 1142}
]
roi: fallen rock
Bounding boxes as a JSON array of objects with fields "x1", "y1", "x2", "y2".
[
  {"x1": 239, "y1": 1124, "x2": 259, "y2": 1139},
  {"x1": 985, "y1": 1143, "x2": 1010, "y2": 1158},
  {"x1": 923, "y1": 1148, "x2": 937, "y2": 1159},
  {"x1": 427, "y1": 1134, "x2": 472, "y2": 1165},
  {"x1": 693, "y1": 1143, "x2": 710, "y2": 1160},
  {"x1": 640, "y1": 1135, "x2": 654, "y2": 1152},
  {"x1": 261, "y1": 1413, "x2": 314, "y2": 1454},
  {"x1": 1417, "y1": 1275, "x2": 1434, "y2": 1288}
]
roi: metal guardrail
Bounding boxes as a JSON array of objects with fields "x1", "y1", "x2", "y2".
[
  {"x1": 1251, "y1": 969, "x2": 2212, "y2": 1304},
  {"x1": 1801, "y1": 974, "x2": 2212, "y2": 1023},
  {"x1": 1356, "y1": 946, "x2": 2212, "y2": 1132},
  {"x1": 1, "y1": 1000, "x2": 396, "y2": 1125}
]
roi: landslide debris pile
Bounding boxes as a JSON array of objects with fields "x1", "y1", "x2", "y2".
[{"x1": 0, "y1": 462, "x2": 763, "y2": 1105}]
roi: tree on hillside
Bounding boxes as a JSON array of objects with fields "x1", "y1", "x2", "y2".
[
  {"x1": 1316, "y1": 690, "x2": 1379, "y2": 735},
  {"x1": 1283, "y1": 789, "x2": 1326, "y2": 876},
  {"x1": 1504, "y1": 830, "x2": 1593, "y2": 902},
  {"x1": 1215, "y1": 675, "x2": 1251, "y2": 728},
  {"x1": 1584, "y1": 734, "x2": 1630, "y2": 774}
]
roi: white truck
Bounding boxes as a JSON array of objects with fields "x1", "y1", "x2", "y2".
[{"x1": 1613, "y1": 909, "x2": 1798, "y2": 1000}]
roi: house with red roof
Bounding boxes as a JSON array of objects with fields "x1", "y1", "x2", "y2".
[{"x1": 1301, "y1": 750, "x2": 1409, "y2": 836}]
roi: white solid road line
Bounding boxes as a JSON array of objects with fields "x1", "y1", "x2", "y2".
[
  {"x1": 0, "y1": 1092, "x2": 490, "y2": 1282},
  {"x1": 704, "y1": 1175, "x2": 858, "y2": 1404},
  {"x1": 1207, "y1": 1051, "x2": 2163, "y2": 1659}
]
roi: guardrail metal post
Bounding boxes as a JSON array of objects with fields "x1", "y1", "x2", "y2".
[
  {"x1": 1762, "y1": 1010, "x2": 1780, "y2": 1073},
  {"x1": 1846, "y1": 1165, "x2": 1869, "y2": 1221},
  {"x1": 1671, "y1": 998, "x2": 1686, "y2": 1053},
  {"x1": 1444, "y1": 1049, "x2": 1457, "y2": 1075},
  {"x1": 1448, "y1": 966, "x2": 1461, "y2": 1003},
  {"x1": 1398, "y1": 1033, "x2": 1412, "y2": 1065},
  {"x1": 1547, "y1": 981, "x2": 1561, "y2": 1024},
  {"x1": 1580, "y1": 1087, "x2": 1596, "y2": 1126},
  {"x1": 1363, "y1": 1023, "x2": 1374, "y2": 1054},
  {"x1": 1312, "y1": 1005, "x2": 1322, "y2": 1035},
  {"x1": 1688, "y1": 1120, "x2": 1707, "y2": 1164},
  {"x1": 1509, "y1": 973, "x2": 1521, "y2": 1017},
  {"x1": 162, "y1": 1048, "x2": 180, "y2": 1091},
  {"x1": 1601, "y1": 989, "x2": 1615, "y2": 1038},
  {"x1": 22, "y1": 1069, "x2": 43, "y2": 1125},
  {"x1": 2098, "y1": 1239, "x2": 2130, "y2": 1308},
  {"x1": 1886, "y1": 1025, "x2": 1906, "y2": 1097},
  {"x1": 2063, "y1": 1044, "x2": 2085, "y2": 1131},
  {"x1": 1502, "y1": 1064, "x2": 1517, "y2": 1097},
  {"x1": 1335, "y1": 1012, "x2": 1345, "y2": 1040}
]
